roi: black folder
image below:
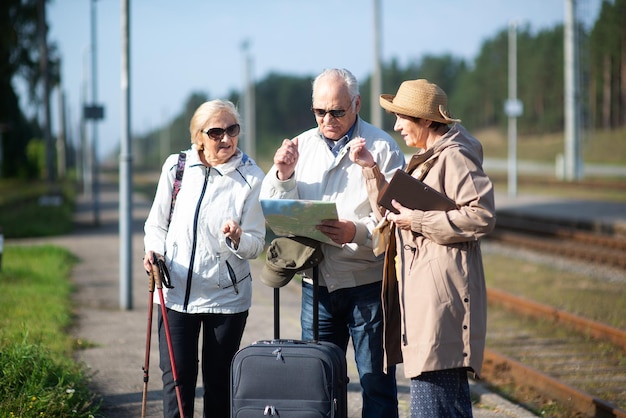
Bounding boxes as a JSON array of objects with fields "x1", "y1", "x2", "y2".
[{"x1": 377, "y1": 170, "x2": 457, "y2": 214}]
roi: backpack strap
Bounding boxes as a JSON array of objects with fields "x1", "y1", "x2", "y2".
[{"x1": 169, "y1": 152, "x2": 186, "y2": 224}]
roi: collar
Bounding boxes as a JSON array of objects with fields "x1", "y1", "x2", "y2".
[
  {"x1": 322, "y1": 118, "x2": 358, "y2": 156},
  {"x1": 406, "y1": 147, "x2": 435, "y2": 176}
]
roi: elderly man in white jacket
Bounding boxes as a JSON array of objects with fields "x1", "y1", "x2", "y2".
[{"x1": 260, "y1": 68, "x2": 405, "y2": 418}]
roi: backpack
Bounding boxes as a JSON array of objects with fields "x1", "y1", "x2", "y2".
[{"x1": 168, "y1": 152, "x2": 186, "y2": 224}]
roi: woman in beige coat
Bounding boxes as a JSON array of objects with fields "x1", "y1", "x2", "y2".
[{"x1": 349, "y1": 79, "x2": 495, "y2": 417}]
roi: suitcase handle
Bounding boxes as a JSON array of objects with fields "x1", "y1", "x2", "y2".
[
  {"x1": 273, "y1": 266, "x2": 320, "y2": 341},
  {"x1": 312, "y1": 265, "x2": 319, "y2": 341},
  {"x1": 254, "y1": 339, "x2": 315, "y2": 345}
]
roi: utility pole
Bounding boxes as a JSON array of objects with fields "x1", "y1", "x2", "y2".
[
  {"x1": 57, "y1": 81, "x2": 67, "y2": 179},
  {"x1": 505, "y1": 21, "x2": 523, "y2": 197},
  {"x1": 241, "y1": 40, "x2": 256, "y2": 159},
  {"x1": 38, "y1": 0, "x2": 55, "y2": 183},
  {"x1": 119, "y1": 0, "x2": 133, "y2": 310},
  {"x1": 564, "y1": 0, "x2": 583, "y2": 180},
  {"x1": 90, "y1": 0, "x2": 101, "y2": 225},
  {"x1": 81, "y1": 47, "x2": 91, "y2": 196},
  {"x1": 160, "y1": 109, "x2": 170, "y2": 164},
  {"x1": 370, "y1": 0, "x2": 382, "y2": 128},
  {"x1": 83, "y1": 1, "x2": 105, "y2": 221}
]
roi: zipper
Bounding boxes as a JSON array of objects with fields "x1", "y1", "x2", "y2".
[
  {"x1": 183, "y1": 167, "x2": 210, "y2": 312},
  {"x1": 225, "y1": 260, "x2": 239, "y2": 294},
  {"x1": 216, "y1": 254, "x2": 222, "y2": 289},
  {"x1": 400, "y1": 239, "x2": 418, "y2": 345},
  {"x1": 399, "y1": 231, "x2": 409, "y2": 346},
  {"x1": 221, "y1": 262, "x2": 251, "y2": 293}
]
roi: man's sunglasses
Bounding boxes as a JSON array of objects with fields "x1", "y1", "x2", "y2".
[
  {"x1": 311, "y1": 108, "x2": 347, "y2": 118},
  {"x1": 201, "y1": 124, "x2": 241, "y2": 140}
]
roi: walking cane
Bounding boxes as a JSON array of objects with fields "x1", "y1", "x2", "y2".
[
  {"x1": 142, "y1": 255, "x2": 185, "y2": 418},
  {"x1": 141, "y1": 262, "x2": 155, "y2": 418}
]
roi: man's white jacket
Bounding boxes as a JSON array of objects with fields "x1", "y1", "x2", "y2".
[{"x1": 260, "y1": 118, "x2": 405, "y2": 292}]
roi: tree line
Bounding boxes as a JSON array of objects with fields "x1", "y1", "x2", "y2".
[
  {"x1": 134, "y1": 0, "x2": 626, "y2": 168},
  {"x1": 1, "y1": 0, "x2": 625, "y2": 177}
]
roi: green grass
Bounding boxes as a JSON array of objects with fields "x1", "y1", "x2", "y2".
[
  {"x1": 0, "y1": 246, "x2": 76, "y2": 352},
  {"x1": 475, "y1": 126, "x2": 626, "y2": 165},
  {"x1": 483, "y1": 250, "x2": 626, "y2": 330},
  {"x1": 0, "y1": 339, "x2": 99, "y2": 417},
  {"x1": 0, "y1": 179, "x2": 76, "y2": 238},
  {"x1": 0, "y1": 245, "x2": 101, "y2": 417},
  {"x1": 491, "y1": 175, "x2": 626, "y2": 201}
]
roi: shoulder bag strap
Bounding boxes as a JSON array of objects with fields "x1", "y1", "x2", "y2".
[
  {"x1": 405, "y1": 147, "x2": 436, "y2": 181},
  {"x1": 168, "y1": 152, "x2": 186, "y2": 224}
]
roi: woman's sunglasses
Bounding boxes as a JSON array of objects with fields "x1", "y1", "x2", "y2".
[{"x1": 201, "y1": 124, "x2": 241, "y2": 140}]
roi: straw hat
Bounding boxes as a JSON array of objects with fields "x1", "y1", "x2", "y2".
[{"x1": 380, "y1": 79, "x2": 460, "y2": 124}]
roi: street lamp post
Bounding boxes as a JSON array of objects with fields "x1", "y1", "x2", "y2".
[
  {"x1": 90, "y1": 0, "x2": 100, "y2": 225},
  {"x1": 119, "y1": 0, "x2": 133, "y2": 310},
  {"x1": 564, "y1": 0, "x2": 583, "y2": 180},
  {"x1": 82, "y1": 0, "x2": 105, "y2": 223},
  {"x1": 505, "y1": 21, "x2": 523, "y2": 197}
]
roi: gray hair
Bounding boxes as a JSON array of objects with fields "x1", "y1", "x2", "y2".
[{"x1": 312, "y1": 68, "x2": 360, "y2": 112}]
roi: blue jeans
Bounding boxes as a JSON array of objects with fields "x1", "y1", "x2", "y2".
[
  {"x1": 301, "y1": 280, "x2": 398, "y2": 418},
  {"x1": 409, "y1": 368, "x2": 472, "y2": 418}
]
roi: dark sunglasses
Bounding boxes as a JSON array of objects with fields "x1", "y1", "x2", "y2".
[
  {"x1": 311, "y1": 108, "x2": 347, "y2": 118},
  {"x1": 201, "y1": 124, "x2": 240, "y2": 140}
]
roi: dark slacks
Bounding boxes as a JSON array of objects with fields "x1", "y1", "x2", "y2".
[{"x1": 158, "y1": 308, "x2": 248, "y2": 418}]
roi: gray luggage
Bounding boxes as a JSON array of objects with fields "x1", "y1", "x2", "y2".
[{"x1": 230, "y1": 266, "x2": 348, "y2": 417}]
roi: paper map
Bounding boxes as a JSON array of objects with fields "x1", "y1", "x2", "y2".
[{"x1": 260, "y1": 199, "x2": 339, "y2": 246}]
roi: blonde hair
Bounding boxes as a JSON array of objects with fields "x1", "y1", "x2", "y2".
[{"x1": 189, "y1": 99, "x2": 241, "y2": 145}]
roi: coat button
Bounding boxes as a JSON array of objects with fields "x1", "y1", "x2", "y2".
[{"x1": 464, "y1": 297, "x2": 469, "y2": 303}]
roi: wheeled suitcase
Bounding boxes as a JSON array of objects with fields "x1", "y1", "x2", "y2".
[{"x1": 231, "y1": 266, "x2": 348, "y2": 417}]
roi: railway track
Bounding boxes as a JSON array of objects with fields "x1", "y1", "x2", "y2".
[
  {"x1": 484, "y1": 289, "x2": 626, "y2": 417},
  {"x1": 489, "y1": 213, "x2": 626, "y2": 270},
  {"x1": 481, "y1": 214, "x2": 626, "y2": 416}
]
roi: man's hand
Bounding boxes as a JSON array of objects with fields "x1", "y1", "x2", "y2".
[
  {"x1": 316, "y1": 219, "x2": 356, "y2": 245},
  {"x1": 274, "y1": 137, "x2": 299, "y2": 180}
]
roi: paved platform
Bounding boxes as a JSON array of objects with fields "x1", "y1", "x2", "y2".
[
  {"x1": 495, "y1": 192, "x2": 626, "y2": 236},
  {"x1": 10, "y1": 177, "x2": 544, "y2": 417}
]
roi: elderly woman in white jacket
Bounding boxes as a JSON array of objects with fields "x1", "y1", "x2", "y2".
[{"x1": 143, "y1": 99, "x2": 265, "y2": 418}]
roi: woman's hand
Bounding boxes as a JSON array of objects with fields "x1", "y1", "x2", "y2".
[
  {"x1": 143, "y1": 251, "x2": 155, "y2": 273},
  {"x1": 386, "y1": 200, "x2": 414, "y2": 230},
  {"x1": 143, "y1": 251, "x2": 164, "y2": 274},
  {"x1": 223, "y1": 220, "x2": 242, "y2": 249},
  {"x1": 348, "y1": 137, "x2": 375, "y2": 168}
]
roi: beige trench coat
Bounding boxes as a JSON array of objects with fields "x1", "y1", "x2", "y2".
[{"x1": 363, "y1": 124, "x2": 496, "y2": 379}]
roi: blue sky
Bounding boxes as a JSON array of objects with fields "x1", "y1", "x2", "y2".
[{"x1": 43, "y1": 0, "x2": 600, "y2": 159}]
